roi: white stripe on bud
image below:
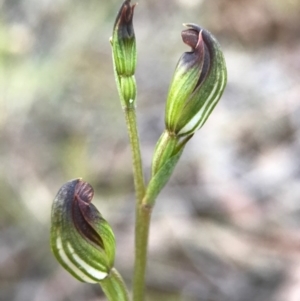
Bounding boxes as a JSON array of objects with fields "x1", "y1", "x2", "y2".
[
  {"x1": 56, "y1": 236, "x2": 97, "y2": 283},
  {"x1": 66, "y1": 242, "x2": 108, "y2": 281}
]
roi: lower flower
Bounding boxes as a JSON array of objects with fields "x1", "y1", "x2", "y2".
[{"x1": 50, "y1": 179, "x2": 115, "y2": 283}]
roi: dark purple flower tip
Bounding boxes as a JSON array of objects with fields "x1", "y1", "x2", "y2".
[{"x1": 114, "y1": 0, "x2": 136, "y2": 39}]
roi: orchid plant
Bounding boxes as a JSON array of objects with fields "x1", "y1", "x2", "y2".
[{"x1": 50, "y1": 1, "x2": 227, "y2": 300}]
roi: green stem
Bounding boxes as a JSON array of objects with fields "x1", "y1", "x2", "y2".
[
  {"x1": 124, "y1": 107, "x2": 146, "y2": 202},
  {"x1": 124, "y1": 106, "x2": 150, "y2": 301},
  {"x1": 133, "y1": 202, "x2": 152, "y2": 301},
  {"x1": 100, "y1": 268, "x2": 130, "y2": 301}
]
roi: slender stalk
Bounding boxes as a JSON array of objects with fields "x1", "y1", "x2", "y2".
[
  {"x1": 124, "y1": 106, "x2": 155, "y2": 300},
  {"x1": 124, "y1": 107, "x2": 146, "y2": 202},
  {"x1": 133, "y1": 202, "x2": 152, "y2": 301},
  {"x1": 100, "y1": 268, "x2": 130, "y2": 301},
  {"x1": 123, "y1": 106, "x2": 150, "y2": 300}
]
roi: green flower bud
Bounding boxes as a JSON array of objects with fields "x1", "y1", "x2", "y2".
[
  {"x1": 50, "y1": 179, "x2": 115, "y2": 283},
  {"x1": 111, "y1": 0, "x2": 137, "y2": 108},
  {"x1": 165, "y1": 23, "x2": 227, "y2": 136},
  {"x1": 111, "y1": 0, "x2": 136, "y2": 77}
]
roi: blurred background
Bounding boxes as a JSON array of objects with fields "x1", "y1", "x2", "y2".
[{"x1": 1, "y1": 0, "x2": 300, "y2": 300}]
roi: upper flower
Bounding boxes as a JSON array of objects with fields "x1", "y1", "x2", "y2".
[
  {"x1": 111, "y1": 0, "x2": 137, "y2": 77},
  {"x1": 165, "y1": 23, "x2": 227, "y2": 136},
  {"x1": 50, "y1": 179, "x2": 115, "y2": 283}
]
